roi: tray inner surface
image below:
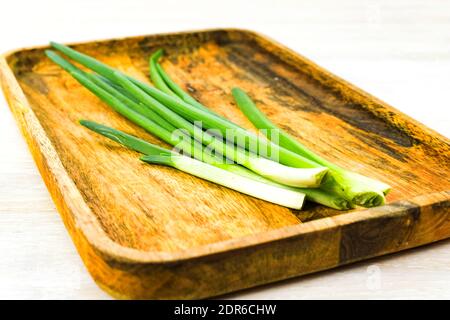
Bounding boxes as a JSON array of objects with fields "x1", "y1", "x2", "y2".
[{"x1": 6, "y1": 30, "x2": 450, "y2": 253}]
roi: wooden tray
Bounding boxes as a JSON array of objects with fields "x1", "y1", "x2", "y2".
[{"x1": 1, "y1": 29, "x2": 449, "y2": 299}]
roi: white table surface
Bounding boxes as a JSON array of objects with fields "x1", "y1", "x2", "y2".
[{"x1": 1, "y1": 0, "x2": 449, "y2": 300}]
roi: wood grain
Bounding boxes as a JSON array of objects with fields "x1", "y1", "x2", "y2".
[{"x1": 0, "y1": 29, "x2": 449, "y2": 299}]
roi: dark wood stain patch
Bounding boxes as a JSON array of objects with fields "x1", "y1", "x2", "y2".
[
  {"x1": 225, "y1": 47, "x2": 416, "y2": 150},
  {"x1": 339, "y1": 201, "x2": 420, "y2": 263}
]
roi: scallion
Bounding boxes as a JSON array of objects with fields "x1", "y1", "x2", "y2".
[
  {"x1": 141, "y1": 154, "x2": 306, "y2": 209},
  {"x1": 81, "y1": 120, "x2": 349, "y2": 209},
  {"x1": 47, "y1": 49, "x2": 327, "y2": 188},
  {"x1": 47, "y1": 42, "x2": 389, "y2": 209},
  {"x1": 231, "y1": 87, "x2": 390, "y2": 206},
  {"x1": 80, "y1": 120, "x2": 305, "y2": 209}
]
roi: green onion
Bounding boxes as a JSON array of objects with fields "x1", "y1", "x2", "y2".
[
  {"x1": 150, "y1": 50, "x2": 219, "y2": 115},
  {"x1": 81, "y1": 119, "x2": 224, "y2": 165},
  {"x1": 133, "y1": 82, "x2": 322, "y2": 167},
  {"x1": 46, "y1": 50, "x2": 173, "y2": 131},
  {"x1": 89, "y1": 74, "x2": 176, "y2": 132},
  {"x1": 81, "y1": 120, "x2": 350, "y2": 209},
  {"x1": 147, "y1": 51, "x2": 357, "y2": 202},
  {"x1": 46, "y1": 50, "x2": 210, "y2": 158},
  {"x1": 49, "y1": 42, "x2": 322, "y2": 170},
  {"x1": 80, "y1": 120, "x2": 171, "y2": 156},
  {"x1": 47, "y1": 49, "x2": 327, "y2": 187},
  {"x1": 228, "y1": 166, "x2": 353, "y2": 210},
  {"x1": 148, "y1": 51, "x2": 355, "y2": 208},
  {"x1": 148, "y1": 49, "x2": 178, "y2": 98},
  {"x1": 111, "y1": 70, "x2": 327, "y2": 188},
  {"x1": 80, "y1": 120, "x2": 305, "y2": 209},
  {"x1": 142, "y1": 154, "x2": 306, "y2": 209},
  {"x1": 47, "y1": 42, "x2": 384, "y2": 208},
  {"x1": 231, "y1": 87, "x2": 390, "y2": 206},
  {"x1": 149, "y1": 51, "x2": 387, "y2": 207}
]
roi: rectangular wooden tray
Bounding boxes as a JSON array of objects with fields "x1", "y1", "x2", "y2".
[{"x1": 1, "y1": 29, "x2": 449, "y2": 299}]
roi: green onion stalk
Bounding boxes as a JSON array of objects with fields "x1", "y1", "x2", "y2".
[
  {"x1": 148, "y1": 50, "x2": 389, "y2": 207},
  {"x1": 231, "y1": 88, "x2": 390, "y2": 207},
  {"x1": 81, "y1": 120, "x2": 351, "y2": 210},
  {"x1": 46, "y1": 49, "x2": 327, "y2": 188},
  {"x1": 46, "y1": 42, "x2": 385, "y2": 208}
]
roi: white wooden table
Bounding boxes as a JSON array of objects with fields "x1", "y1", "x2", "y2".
[{"x1": 1, "y1": 0, "x2": 449, "y2": 299}]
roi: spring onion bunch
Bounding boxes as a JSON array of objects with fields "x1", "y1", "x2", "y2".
[
  {"x1": 45, "y1": 41, "x2": 388, "y2": 210},
  {"x1": 46, "y1": 46, "x2": 327, "y2": 189},
  {"x1": 149, "y1": 51, "x2": 390, "y2": 207},
  {"x1": 79, "y1": 120, "x2": 306, "y2": 209},
  {"x1": 231, "y1": 88, "x2": 390, "y2": 207},
  {"x1": 80, "y1": 120, "x2": 351, "y2": 210}
]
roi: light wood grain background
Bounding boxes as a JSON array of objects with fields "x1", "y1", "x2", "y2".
[{"x1": 0, "y1": 0, "x2": 449, "y2": 299}]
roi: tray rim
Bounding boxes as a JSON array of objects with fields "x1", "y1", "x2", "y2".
[{"x1": 1, "y1": 28, "x2": 449, "y2": 265}]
